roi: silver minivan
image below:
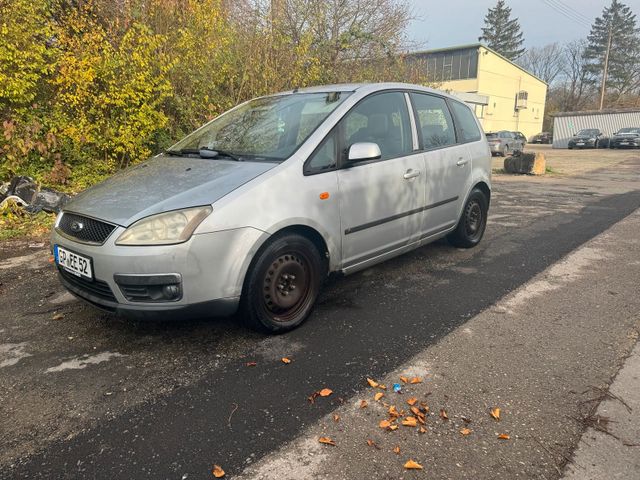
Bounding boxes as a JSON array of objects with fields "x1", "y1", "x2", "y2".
[{"x1": 51, "y1": 83, "x2": 491, "y2": 332}]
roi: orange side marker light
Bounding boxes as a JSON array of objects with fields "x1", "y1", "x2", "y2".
[{"x1": 319, "y1": 192, "x2": 330, "y2": 200}]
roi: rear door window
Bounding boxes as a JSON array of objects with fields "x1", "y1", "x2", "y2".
[{"x1": 409, "y1": 93, "x2": 456, "y2": 149}]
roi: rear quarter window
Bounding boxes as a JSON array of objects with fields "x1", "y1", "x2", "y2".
[{"x1": 449, "y1": 100, "x2": 482, "y2": 142}]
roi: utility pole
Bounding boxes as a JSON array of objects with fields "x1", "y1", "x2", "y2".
[{"x1": 599, "y1": 23, "x2": 612, "y2": 110}]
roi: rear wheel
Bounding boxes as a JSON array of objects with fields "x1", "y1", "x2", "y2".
[
  {"x1": 240, "y1": 233, "x2": 324, "y2": 333},
  {"x1": 447, "y1": 189, "x2": 489, "y2": 248}
]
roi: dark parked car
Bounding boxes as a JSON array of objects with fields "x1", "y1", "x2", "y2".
[
  {"x1": 567, "y1": 129, "x2": 604, "y2": 149},
  {"x1": 512, "y1": 131, "x2": 527, "y2": 146},
  {"x1": 486, "y1": 131, "x2": 524, "y2": 156},
  {"x1": 532, "y1": 132, "x2": 552, "y2": 144},
  {"x1": 609, "y1": 127, "x2": 640, "y2": 148}
]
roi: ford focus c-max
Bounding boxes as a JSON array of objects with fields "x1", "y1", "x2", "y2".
[{"x1": 51, "y1": 83, "x2": 491, "y2": 333}]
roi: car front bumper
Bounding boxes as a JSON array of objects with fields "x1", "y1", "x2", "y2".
[
  {"x1": 568, "y1": 139, "x2": 596, "y2": 148},
  {"x1": 50, "y1": 226, "x2": 266, "y2": 319},
  {"x1": 611, "y1": 138, "x2": 640, "y2": 148}
]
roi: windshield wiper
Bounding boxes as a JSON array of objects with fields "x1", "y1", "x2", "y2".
[
  {"x1": 164, "y1": 148, "x2": 241, "y2": 161},
  {"x1": 199, "y1": 147, "x2": 242, "y2": 161}
]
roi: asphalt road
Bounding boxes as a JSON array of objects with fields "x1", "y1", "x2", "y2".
[{"x1": 1, "y1": 152, "x2": 640, "y2": 479}]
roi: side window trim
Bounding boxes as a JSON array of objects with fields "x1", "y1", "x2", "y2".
[{"x1": 404, "y1": 92, "x2": 420, "y2": 151}]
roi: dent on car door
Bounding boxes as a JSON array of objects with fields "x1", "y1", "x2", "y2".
[
  {"x1": 410, "y1": 93, "x2": 470, "y2": 235},
  {"x1": 337, "y1": 91, "x2": 425, "y2": 268}
]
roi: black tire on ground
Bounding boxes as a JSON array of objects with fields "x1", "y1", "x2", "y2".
[
  {"x1": 239, "y1": 233, "x2": 324, "y2": 333},
  {"x1": 447, "y1": 188, "x2": 489, "y2": 249},
  {"x1": 568, "y1": 146, "x2": 573, "y2": 149}
]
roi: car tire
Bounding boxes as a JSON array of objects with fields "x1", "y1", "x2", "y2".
[
  {"x1": 447, "y1": 188, "x2": 489, "y2": 249},
  {"x1": 240, "y1": 233, "x2": 324, "y2": 333}
]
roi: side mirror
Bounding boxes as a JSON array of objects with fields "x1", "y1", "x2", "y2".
[{"x1": 348, "y1": 142, "x2": 381, "y2": 163}]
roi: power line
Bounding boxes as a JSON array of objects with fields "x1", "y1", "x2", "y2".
[
  {"x1": 540, "y1": 0, "x2": 592, "y2": 29},
  {"x1": 547, "y1": 0, "x2": 592, "y2": 24}
]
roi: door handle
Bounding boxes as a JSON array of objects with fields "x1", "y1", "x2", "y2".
[
  {"x1": 456, "y1": 158, "x2": 469, "y2": 167},
  {"x1": 403, "y1": 169, "x2": 421, "y2": 179}
]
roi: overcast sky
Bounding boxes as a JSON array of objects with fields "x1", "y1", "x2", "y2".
[{"x1": 407, "y1": 0, "x2": 640, "y2": 50}]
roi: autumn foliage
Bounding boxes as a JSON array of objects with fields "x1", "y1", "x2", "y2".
[{"x1": 0, "y1": 0, "x2": 419, "y2": 190}]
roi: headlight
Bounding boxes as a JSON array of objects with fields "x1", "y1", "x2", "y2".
[
  {"x1": 589, "y1": 138, "x2": 596, "y2": 142},
  {"x1": 116, "y1": 206, "x2": 212, "y2": 246}
]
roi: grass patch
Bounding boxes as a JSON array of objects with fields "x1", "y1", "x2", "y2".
[
  {"x1": 545, "y1": 166, "x2": 557, "y2": 174},
  {"x1": 0, "y1": 198, "x2": 55, "y2": 241},
  {"x1": 492, "y1": 168, "x2": 506, "y2": 174}
]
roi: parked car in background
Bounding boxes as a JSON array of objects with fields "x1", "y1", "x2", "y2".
[
  {"x1": 51, "y1": 83, "x2": 492, "y2": 333},
  {"x1": 486, "y1": 131, "x2": 524, "y2": 156},
  {"x1": 512, "y1": 131, "x2": 527, "y2": 146},
  {"x1": 532, "y1": 132, "x2": 552, "y2": 144},
  {"x1": 609, "y1": 127, "x2": 640, "y2": 148},
  {"x1": 567, "y1": 129, "x2": 604, "y2": 149}
]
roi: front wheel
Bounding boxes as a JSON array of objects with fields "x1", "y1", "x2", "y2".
[
  {"x1": 447, "y1": 189, "x2": 489, "y2": 248},
  {"x1": 240, "y1": 233, "x2": 324, "y2": 333}
]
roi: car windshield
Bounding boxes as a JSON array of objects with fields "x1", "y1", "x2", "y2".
[
  {"x1": 577, "y1": 129, "x2": 599, "y2": 136},
  {"x1": 169, "y1": 92, "x2": 351, "y2": 161},
  {"x1": 618, "y1": 127, "x2": 640, "y2": 134}
]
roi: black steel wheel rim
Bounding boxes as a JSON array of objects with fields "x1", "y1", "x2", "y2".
[
  {"x1": 465, "y1": 200, "x2": 483, "y2": 239},
  {"x1": 262, "y1": 252, "x2": 312, "y2": 322}
]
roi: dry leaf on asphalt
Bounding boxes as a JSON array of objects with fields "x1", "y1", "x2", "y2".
[
  {"x1": 378, "y1": 384, "x2": 387, "y2": 390},
  {"x1": 400, "y1": 376, "x2": 409, "y2": 384},
  {"x1": 374, "y1": 392, "x2": 384, "y2": 401},
  {"x1": 366, "y1": 439, "x2": 381, "y2": 449},
  {"x1": 393, "y1": 446, "x2": 401, "y2": 455},
  {"x1": 407, "y1": 397, "x2": 418, "y2": 406},
  {"x1": 245, "y1": 361, "x2": 257, "y2": 367},
  {"x1": 367, "y1": 378, "x2": 379, "y2": 388},
  {"x1": 439, "y1": 409, "x2": 449, "y2": 420},
  {"x1": 460, "y1": 428, "x2": 472, "y2": 436},
  {"x1": 402, "y1": 417, "x2": 418, "y2": 427},
  {"x1": 490, "y1": 407, "x2": 501, "y2": 421},
  {"x1": 319, "y1": 388, "x2": 333, "y2": 397},
  {"x1": 497, "y1": 433, "x2": 510, "y2": 440},
  {"x1": 389, "y1": 424, "x2": 398, "y2": 431},
  {"x1": 379, "y1": 420, "x2": 392, "y2": 429},
  {"x1": 52, "y1": 313, "x2": 64, "y2": 321},
  {"x1": 333, "y1": 414, "x2": 340, "y2": 422},
  {"x1": 360, "y1": 400, "x2": 368, "y2": 409},
  {"x1": 410, "y1": 406, "x2": 421, "y2": 416},
  {"x1": 409, "y1": 377, "x2": 422, "y2": 384},
  {"x1": 404, "y1": 459, "x2": 423, "y2": 470},
  {"x1": 419, "y1": 426, "x2": 427, "y2": 434},
  {"x1": 319, "y1": 437, "x2": 336, "y2": 446},
  {"x1": 389, "y1": 406, "x2": 401, "y2": 417},
  {"x1": 281, "y1": 357, "x2": 291, "y2": 364},
  {"x1": 212, "y1": 465, "x2": 225, "y2": 478}
]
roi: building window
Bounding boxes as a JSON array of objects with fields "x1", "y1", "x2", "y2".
[{"x1": 516, "y1": 91, "x2": 528, "y2": 110}]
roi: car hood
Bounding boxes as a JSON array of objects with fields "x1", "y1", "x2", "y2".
[
  {"x1": 65, "y1": 156, "x2": 277, "y2": 226},
  {"x1": 572, "y1": 136, "x2": 596, "y2": 140}
]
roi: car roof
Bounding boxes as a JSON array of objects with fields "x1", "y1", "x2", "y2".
[{"x1": 268, "y1": 82, "x2": 466, "y2": 103}]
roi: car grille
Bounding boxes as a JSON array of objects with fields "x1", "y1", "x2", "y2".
[
  {"x1": 58, "y1": 268, "x2": 117, "y2": 303},
  {"x1": 57, "y1": 212, "x2": 117, "y2": 244}
]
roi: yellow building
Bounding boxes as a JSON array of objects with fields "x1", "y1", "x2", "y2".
[{"x1": 406, "y1": 44, "x2": 548, "y2": 141}]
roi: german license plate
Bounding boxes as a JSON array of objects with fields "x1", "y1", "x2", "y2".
[
  {"x1": 54, "y1": 245, "x2": 93, "y2": 280},
  {"x1": 577, "y1": 142, "x2": 584, "y2": 146},
  {"x1": 620, "y1": 142, "x2": 629, "y2": 145}
]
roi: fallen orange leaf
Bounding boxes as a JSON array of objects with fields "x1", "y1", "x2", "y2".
[
  {"x1": 319, "y1": 436, "x2": 336, "y2": 446},
  {"x1": 402, "y1": 417, "x2": 417, "y2": 427},
  {"x1": 460, "y1": 428, "x2": 472, "y2": 436},
  {"x1": 281, "y1": 357, "x2": 292, "y2": 364},
  {"x1": 393, "y1": 446, "x2": 400, "y2": 455},
  {"x1": 374, "y1": 392, "x2": 384, "y2": 401},
  {"x1": 333, "y1": 414, "x2": 340, "y2": 422},
  {"x1": 440, "y1": 409, "x2": 449, "y2": 420},
  {"x1": 416, "y1": 415, "x2": 426, "y2": 425},
  {"x1": 379, "y1": 420, "x2": 392, "y2": 429},
  {"x1": 389, "y1": 406, "x2": 401, "y2": 417},
  {"x1": 404, "y1": 459, "x2": 423, "y2": 470},
  {"x1": 389, "y1": 425, "x2": 399, "y2": 431},
  {"x1": 497, "y1": 433, "x2": 510, "y2": 440},
  {"x1": 378, "y1": 384, "x2": 387, "y2": 390},
  {"x1": 319, "y1": 388, "x2": 333, "y2": 397},
  {"x1": 367, "y1": 378, "x2": 379, "y2": 388},
  {"x1": 360, "y1": 400, "x2": 368, "y2": 409},
  {"x1": 410, "y1": 406, "x2": 421, "y2": 416},
  {"x1": 366, "y1": 439, "x2": 381, "y2": 449},
  {"x1": 212, "y1": 465, "x2": 225, "y2": 478},
  {"x1": 490, "y1": 407, "x2": 501, "y2": 421},
  {"x1": 419, "y1": 426, "x2": 427, "y2": 434},
  {"x1": 400, "y1": 376, "x2": 409, "y2": 384},
  {"x1": 410, "y1": 377, "x2": 422, "y2": 384},
  {"x1": 407, "y1": 397, "x2": 418, "y2": 406}
]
